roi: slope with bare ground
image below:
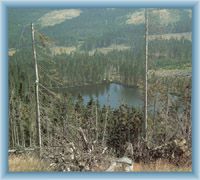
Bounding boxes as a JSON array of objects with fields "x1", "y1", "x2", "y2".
[
  {"x1": 37, "y1": 9, "x2": 82, "y2": 28},
  {"x1": 88, "y1": 44, "x2": 131, "y2": 55},
  {"x1": 149, "y1": 32, "x2": 192, "y2": 41}
]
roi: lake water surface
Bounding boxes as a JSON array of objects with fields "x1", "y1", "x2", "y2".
[{"x1": 65, "y1": 83, "x2": 144, "y2": 109}]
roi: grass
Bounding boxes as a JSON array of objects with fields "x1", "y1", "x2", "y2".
[
  {"x1": 9, "y1": 154, "x2": 51, "y2": 172},
  {"x1": 133, "y1": 159, "x2": 192, "y2": 172},
  {"x1": 9, "y1": 155, "x2": 192, "y2": 172}
]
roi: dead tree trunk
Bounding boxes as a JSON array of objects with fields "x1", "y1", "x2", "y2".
[
  {"x1": 95, "y1": 104, "x2": 98, "y2": 142},
  {"x1": 31, "y1": 23, "x2": 42, "y2": 157},
  {"x1": 153, "y1": 94, "x2": 157, "y2": 144},
  {"x1": 102, "y1": 94, "x2": 110, "y2": 146},
  {"x1": 102, "y1": 108, "x2": 108, "y2": 146},
  {"x1": 78, "y1": 127, "x2": 90, "y2": 151},
  {"x1": 143, "y1": 8, "x2": 148, "y2": 141},
  {"x1": 165, "y1": 85, "x2": 169, "y2": 142}
]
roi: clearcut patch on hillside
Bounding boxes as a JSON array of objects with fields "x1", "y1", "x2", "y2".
[
  {"x1": 37, "y1": 9, "x2": 82, "y2": 27},
  {"x1": 149, "y1": 32, "x2": 192, "y2": 41},
  {"x1": 88, "y1": 44, "x2": 131, "y2": 55},
  {"x1": 126, "y1": 10, "x2": 144, "y2": 25},
  {"x1": 126, "y1": 9, "x2": 181, "y2": 25},
  {"x1": 8, "y1": 48, "x2": 16, "y2": 57},
  {"x1": 50, "y1": 46, "x2": 76, "y2": 56}
]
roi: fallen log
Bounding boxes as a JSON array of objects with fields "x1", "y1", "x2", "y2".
[
  {"x1": 8, "y1": 148, "x2": 35, "y2": 154},
  {"x1": 106, "y1": 156, "x2": 133, "y2": 172}
]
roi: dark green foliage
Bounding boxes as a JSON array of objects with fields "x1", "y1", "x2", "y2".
[
  {"x1": 52, "y1": 50, "x2": 145, "y2": 87},
  {"x1": 107, "y1": 105, "x2": 143, "y2": 157},
  {"x1": 8, "y1": 8, "x2": 51, "y2": 48},
  {"x1": 148, "y1": 9, "x2": 192, "y2": 35},
  {"x1": 8, "y1": 8, "x2": 192, "y2": 164},
  {"x1": 8, "y1": 8, "x2": 192, "y2": 48},
  {"x1": 149, "y1": 39, "x2": 192, "y2": 69}
]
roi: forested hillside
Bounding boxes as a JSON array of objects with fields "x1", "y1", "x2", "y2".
[
  {"x1": 8, "y1": 8, "x2": 192, "y2": 172},
  {"x1": 8, "y1": 8, "x2": 192, "y2": 86},
  {"x1": 9, "y1": 8, "x2": 192, "y2": 48}
]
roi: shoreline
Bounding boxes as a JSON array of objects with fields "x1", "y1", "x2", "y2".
[{"x1": 49, "y1": 80, "x2": 140, "y2": 90}]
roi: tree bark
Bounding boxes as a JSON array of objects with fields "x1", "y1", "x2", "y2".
[
  {"x1": 31, "y1": 23, "x2": 42, "y2": 157},
  {"x1": 95, "y1": 105, "x2": 98, "y2": 142},
  {"x1": 143, "y1": 8, "x2": 148, "y2": 141}
]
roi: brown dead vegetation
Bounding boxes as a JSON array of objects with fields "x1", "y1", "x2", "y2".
[
  {"x1": 9, "y1": 154, "x2": 51, "y2": 172},
  {"x1": 9, "y1": 154, "x2": 191, "y2": 172},
  {"x1": 133, "y1": 159, "x2": 191, "y2": 172}
]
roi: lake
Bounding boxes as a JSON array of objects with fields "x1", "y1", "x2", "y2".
[{"x1": 63, "y1": 83, "x2": 144, "y2": 109}]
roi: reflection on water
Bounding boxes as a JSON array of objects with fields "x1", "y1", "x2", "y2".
[{"x1": 63, "y1": 83, "x2": 144, "y2": 109}]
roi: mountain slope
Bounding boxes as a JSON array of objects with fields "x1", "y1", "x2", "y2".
[{"x1": 8, "y1": 8, "x2": 192, "y2": 50}]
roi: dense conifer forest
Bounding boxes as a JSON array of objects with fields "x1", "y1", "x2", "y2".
[{"x1": 8, "y1": 8, "x2": 192, "y2": 172}]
